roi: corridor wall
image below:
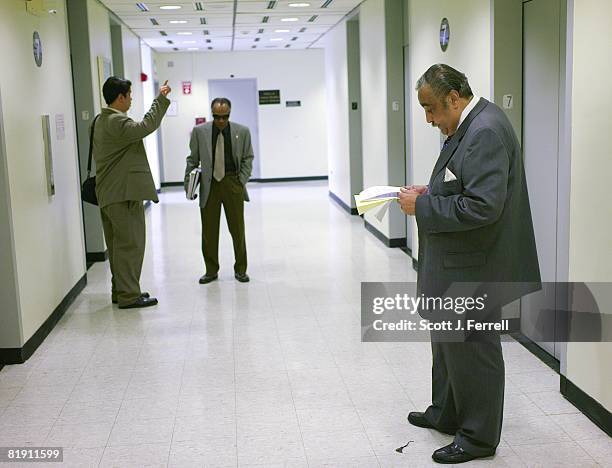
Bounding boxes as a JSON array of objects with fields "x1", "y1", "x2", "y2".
[
  {"x1": 0, "y1": 1, "x2": 86, "y2": 353},
  {"x1": 155, "y1": 49, "x2": 327, "y2": 182}
]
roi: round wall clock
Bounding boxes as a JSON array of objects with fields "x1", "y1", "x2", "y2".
[
  {"x1": 439, "y1": 18, "x2": 450, "y2": 52},
  {"x1": 33, "y1": 31, "x2": 43, "y2": 67}
]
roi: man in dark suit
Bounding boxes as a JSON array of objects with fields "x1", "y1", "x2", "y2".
[
  {"x1": 184, "y1": 98, "x2": 254, "y2": 284},
  {"x1": 399, "y1": 64, "x2": 540, "y2": 464},
  {"x1": 94, "y1": 77, "x2": 171, "y2": 309}
]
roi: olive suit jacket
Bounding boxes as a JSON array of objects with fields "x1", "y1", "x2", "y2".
[
  {"x1": 93, "y1": 94, "x2": 170, "y2": 208},
  {"x1": 184, "y1": 121, "x2": 254, "y2": 207}
]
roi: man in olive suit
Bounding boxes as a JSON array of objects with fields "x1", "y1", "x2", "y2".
[
  {"x1": 93, "y1": 77, "x2": 171, "y2": 309},
  {"x1": 184, "y1": 98, "x2": 254, "y2": 284}
]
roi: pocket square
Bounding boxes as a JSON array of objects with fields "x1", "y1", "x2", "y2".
[{"x1": 444, "y1": 167, "x2": 457, "y2": 182}]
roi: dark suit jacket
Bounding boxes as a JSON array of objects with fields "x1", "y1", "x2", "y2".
[
  {"x1": 184, "y1": 121, "x2": 254, "y2": 208},
  {"x1": 93, "y1": 94, "x2": 169, "y2": 208},
  {"x1": 415, "y1": 98, "x2": 541, "y2": 313}
]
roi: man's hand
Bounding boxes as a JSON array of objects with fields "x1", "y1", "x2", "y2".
[
  {"x1": 403, "y1": 185, "x2": 428, "y2": 195},
  {"x1": 160, "y1": 80, "x2": 171, "y2": 97},
  {"x1": 398, "y1": 190, "x2": 419, "y2": 216}
]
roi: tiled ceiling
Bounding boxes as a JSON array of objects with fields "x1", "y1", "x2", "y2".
[{"x1": 99, "y1": 0, "x2": 363, "y2": 52}]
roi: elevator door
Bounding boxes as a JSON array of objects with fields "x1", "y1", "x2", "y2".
[{"x1": 521, "y1": 0, "x2": 562, "y2": 359}]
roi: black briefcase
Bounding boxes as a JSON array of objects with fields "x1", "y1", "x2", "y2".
[{"x1": 81, "y1": 115, "x2": 99, "y2": 205}]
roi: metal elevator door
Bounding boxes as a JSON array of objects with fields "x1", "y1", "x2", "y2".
[{"x1": 521, "y1": 0, "x2": 563, "y2": 359}]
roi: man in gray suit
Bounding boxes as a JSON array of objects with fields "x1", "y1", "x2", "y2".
[
  {"x1": 399, "y1": 64, "x2": 540, "y2": 464},
  {"x1": 184, "y1": 98, "x2": 254, "y2": 284}
]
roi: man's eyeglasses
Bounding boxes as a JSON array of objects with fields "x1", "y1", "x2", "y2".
[{"x1": 212, "y1": 114, "x2": 230, "y2": 120}]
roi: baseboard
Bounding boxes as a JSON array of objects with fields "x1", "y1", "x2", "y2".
[
  {"x1": 510, "y1": 332, "x2": 561, "y2": 373},
  {"x1": 561, "y1": 375, "x2": 612, "y2": 437},
  {"x1": 329, "y1": 191, "x2": 358, "y2": 215},
  {"x1": 86, "y1": 250, "x2": 108, "y2": 263},
  {"x1": 364, "y1": 219, "x2": 407, "y2": 248},
  {"x1": 250, "y1": 176, "x2": 328, "y2": 183},
  {"x1": 0, "y1": 274, "x2": 87, "y2": 365},
  {"x1": 161, "y1": 182, "x2": 183, "y2": 188}
]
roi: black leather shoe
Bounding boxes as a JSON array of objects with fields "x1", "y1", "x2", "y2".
[
  {"x1": 234, "y1": 273, "x2": 250, "y2": 283},
  {"x1": 118, "y1": 296, "x2": 158, "y2": 309},
  {"x1": 408, "y1": 412, "x2": 436, "y2": 429},
  {"x1": 408, "y1": 412, "x2": 456, "y2": 435},
  {"x1": 112, "y1": 292, "x2": 150, "y2": 304},
  {"x1": 432, "y1": 442, "x2": 494, "y2": 464},
  {"x1": 199, "y1": 274, "x2": 218, "y2": 284}
]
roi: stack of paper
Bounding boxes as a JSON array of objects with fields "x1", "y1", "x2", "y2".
[
  {"x1": 186, "y1": 168, "x2": 201, "y2": 200},
  {"x1": 354, "y1": 186, "x2": 402, "y2": 220}
]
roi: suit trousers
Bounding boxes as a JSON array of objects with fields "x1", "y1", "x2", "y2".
[
  {"x1": 200, "y1": 174, "x2": 247, "y2": 275},
  {"x1": 424, "y1": 333, "x2": 505, "y2": 456},
  {"x1": 100, "y1": 201, "x2": 146, "y2": 306}
]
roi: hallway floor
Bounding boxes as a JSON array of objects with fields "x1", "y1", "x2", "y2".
[{"x1": 0, "y1": 182, "x2": 608, "y2": 467}]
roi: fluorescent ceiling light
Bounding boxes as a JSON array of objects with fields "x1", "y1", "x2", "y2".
[
  {"x1": 270, "y1": 38, "x2": 284, "y2": 41},
  {"x1": 187, "y1": 47, "x2": 199, "y2": 50},
  {"x1": 160, "y1": 5, "x2": 181, "y2": 10},
  {"x1": 169, "y1": 20, "x2": 187, "y2": 24},
  {"x1": 289, "y1": 2, "x2": 310, "y2": 6},
  {"x1": 281, "y1": 17, "x2": 299, "y2": 22},
  {"x1": 177, "y1": 32, "x2": 193, "y2": 35},
  {"x1": 182, "y1": 40, "x2": 196, "y2": 43},
  {"x1": 275, "y1": 29, "x2": 290, "y2": 33}
]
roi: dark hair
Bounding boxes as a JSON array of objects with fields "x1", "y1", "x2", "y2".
[
  {"x1": 211, "y1": 97, "x2": 232, "y2": 110},
  {"x1": 102, "y1": 77, "x2": 131, "y2": 105},
  {"x1": 416, "y1": 64, "x2": 473, "y2": 100}
]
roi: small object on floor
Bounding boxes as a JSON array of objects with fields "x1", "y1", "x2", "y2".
[
  {"x1": 395, "y1": 440, "x2": 414, "y2": 453},
  {"x1": 118, "y1": 296, "x2": 158, "y2": 309},
  {"x1": 199, "y1": 274, "x2": 218, "y2": 284},
  {"x1": 112, "y1": 292, "x2": 150, "y2": 304},
  {"x1": 234, "y1": 272, "x2": 250, "y2": 282},
  {"x1": 432, "y1": 442, "x2": 494, "y2": 464}
]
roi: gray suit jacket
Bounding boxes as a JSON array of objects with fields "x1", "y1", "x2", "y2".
[
  {"x1": 184, "y1": 121, "x2": 254, "y2": 207},
  {"x1": 415, "y1": 98, "x2": 541, "y2": 312}
]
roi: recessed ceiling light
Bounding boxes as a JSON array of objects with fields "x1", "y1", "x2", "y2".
[
  {"x1": 182, "y1": 40, "x2": 196, "y2": 44},
  {"x1": 169, "y1": 20, "x2": 187, "y2": 24},
  {"x1": 177, "y1": 32, "x2": 193, "y2": 35},
  {"x1": 187, "y1": 47, "x2": 199, "y2": 51},
  {"x1": 289, "y1": 2, "x2": 310, "y2": 6},
  {"x1": 160, "y1": 5, "x2": 181, "y2": 10},
  {"x1": 270, "y1": 37, "x2": 284, "y2": 41},
  {"x1": 281, "y1": 17, "x2": 299, "y2": 22},
  {"x1": 275, "y1": 29, "x2": 290, "y2": 33}
]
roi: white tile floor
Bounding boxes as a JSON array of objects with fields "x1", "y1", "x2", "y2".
[{"x1": 0, "y1": 181, "x2": 608, "y2": 467}]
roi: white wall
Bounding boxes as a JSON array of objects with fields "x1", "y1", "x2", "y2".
[
  {"x1": 322, "y1": 21, "x2": 351, "y2": 206},
  {"x1": 407, "y1": 0, "x2": 492, "y2": 254},
  {"x1": 88, "y1": 0, "x2": 113, "y2": 114},
  {"x1": 121, "y1": 26, "x2": 144, "y2": 119},
  {"x1": 564, "y1": 0, "x2": 612, "y2": 411},
  {"x1": 359, "y1": 0, "x2": 405, "y2": 240},
  {"x1": 155, "y1": 49, "x2": 327, "y2": 182},
  {"x1": 0, "y1": 0, "x2": 85, "y2": 344},
  {"x1": 141, "y1": 43, "x2": 162, "y2": 189}
]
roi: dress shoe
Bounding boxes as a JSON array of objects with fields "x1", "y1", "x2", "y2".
[
  {"x1": 118, "y1": 296, "x2": 158, "y2": 309},
  {"x1": 432, "y1": 442, "x2": 494, "y2": 464},
  {"x1": 234, "y1": 272, "x2": 250, "y2": 283},
  {"x1": 112, "y1": 292, "x2": 150, "y2": 304},
  {"x1": 199, "y1": 274, "x2": 218, "y2": 284},
  {"x1": 407, "y1": 412, "x2": 456, "y2": 435}
]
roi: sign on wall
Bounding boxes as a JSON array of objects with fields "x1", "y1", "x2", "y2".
[
  {"x1": 258, "y1": 90, "x2": 281, "y2": 105},
  {"x1": 182, "y1": 81, "x2": 192, "y2": 95},
  {"x1": 286, "y1": 100, "x2": 301, "y2": 107}
]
